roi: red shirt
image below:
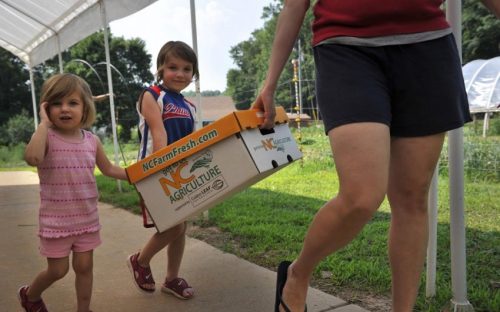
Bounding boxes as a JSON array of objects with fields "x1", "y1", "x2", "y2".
[{"x1": 312, "y1": 0, "x2": 450, "y2": 45}]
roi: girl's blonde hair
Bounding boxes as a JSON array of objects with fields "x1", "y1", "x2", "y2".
[
  {"x1": 156, "y1": 41, "x2": 199, "y2": 83},
  {"x1": 40, "y1": 73, "x2": 96, "y2": 128}
]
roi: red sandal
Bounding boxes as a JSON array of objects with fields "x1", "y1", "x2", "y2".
[
  {"x1": 161, "y1": 277, "x2": 194, "y2": 300},
  {"x1": 17, "y1": 285, "x2": 48, "y2": 312},
  {"x1": 127, "y1": 252, "x2": 155, "y2": 293}
]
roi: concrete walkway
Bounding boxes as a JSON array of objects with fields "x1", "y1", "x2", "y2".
[{"x1": 0, "y1": 171, "x2": 369, "y2": 312}]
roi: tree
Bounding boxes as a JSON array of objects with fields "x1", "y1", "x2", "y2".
[
  {"x1": 462, "y1": 0, "x2": 500, "y2": 63},
  {"x1": 227, "y1": 38, "x2": 265, "y2": 109},
  {"x1": 59, "y1": 31, "x2": 154, "y2": 141},
  {"x1": 20, "y1": 30, "x2": 154, "y2": 142},
  {"x1": 226, "y1": 0, "x2": 315, "y2": 112},
  {"x1": 3, "y1": 110, "x2": 34, "y2": 145},
  {"x1": 1, "y1": 30, "x2": 153, "y2": 142},
  {"x1": 183, "y1": 90, "x2": 222, "y2": 97},
  {"x1": 0, "y1": 49, "x2": 31, "y2": 126}
]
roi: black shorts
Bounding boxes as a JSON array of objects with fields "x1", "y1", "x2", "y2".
[{"x1": 313, "y1": 34, "x2": 472, "y2": 137}]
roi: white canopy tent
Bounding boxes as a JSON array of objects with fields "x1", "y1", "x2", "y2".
[
  {"x1": 0, "y1": 0, "x2": 155, "y2": 68},
  {"x1": 463, "y1": 56, "x2": 500, "y2": 136},
  {"x1": 0, "y1": 0, "x2": 204, "y2": 187}
]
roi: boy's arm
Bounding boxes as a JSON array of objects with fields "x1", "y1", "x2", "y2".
[
  {"x1": 141, "y1": 92, "x2": 168, "y2": 152},
  {"x1": 93, "y1": 93, "x2": 111, "y2": 102},
  {"x1": 481, "y1": 0, "x2": 500, "y2": 18},
  {"x1": 95, "y1": 135, "x2": 128, "y2": 180},
  {"x1": 24, "y1": 102, "x2": 51, "y2": 166}
]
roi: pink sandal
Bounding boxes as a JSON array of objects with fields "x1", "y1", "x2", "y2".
[
  {"x1": 161, "y1": 277, "x2": 194, "y2": 300},
  {"x1": 127, "y1": 252, "x2": 155, "y2": 293}
]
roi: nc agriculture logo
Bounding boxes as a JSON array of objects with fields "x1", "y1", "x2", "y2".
[
  {"x1": 254, "y1": 137, "x2": 291, "y2": 152},
  {"x1": 158, "y1": 151, "x2": 225, "y2": 205}
]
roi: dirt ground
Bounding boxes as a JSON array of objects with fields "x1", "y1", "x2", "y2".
[{"x1": 187, "y1": 224, "x2": 392, "y2": 312}]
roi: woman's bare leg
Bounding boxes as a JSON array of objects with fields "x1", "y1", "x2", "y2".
[
  {"x1": 281, "y1": 123, "x2": 391, "y2": 312},
  {"x1": 387, "y1": 133, "x2": 445, "y2": 312}
]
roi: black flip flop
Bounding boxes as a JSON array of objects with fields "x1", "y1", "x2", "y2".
[
  {"x1": 275, "y1": 260, "x2": 291, "y2": 312},
  {"x1": 275, "y1": 261, "x2": 307, "y2": 312}
]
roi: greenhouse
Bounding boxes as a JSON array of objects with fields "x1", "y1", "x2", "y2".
[{"x1": 463, "y1": 56, "x2": 500, "y2": 136}]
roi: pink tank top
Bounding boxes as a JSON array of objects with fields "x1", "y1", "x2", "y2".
[{"x1": 37, "y1": 129, "x2": 100, "y2": 238}]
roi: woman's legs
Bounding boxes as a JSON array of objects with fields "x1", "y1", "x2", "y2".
[
  {"x1": 26, "y1": 257, "x2": 69, "y2": 301},
  {"x1": 73, "y1": 250, "x2": 94, "y2": 312},
  {"x1": 387, "y1": 133, "x2": 445, "y2": 312},
  {"x1": 281, "y1": 122, "x2": 391, "y2": 312}
]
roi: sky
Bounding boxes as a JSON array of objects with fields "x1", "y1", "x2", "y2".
[{"x1": 110, "y1": 0, "x2": 273, "y2": 92}]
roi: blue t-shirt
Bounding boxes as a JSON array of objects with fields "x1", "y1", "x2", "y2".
[
  {"x1": 138, "y1": 85, "x2": 196, "y2": 159},
  {"x1": 148, "y1": 85, "x2": 194, "y2": 144}
]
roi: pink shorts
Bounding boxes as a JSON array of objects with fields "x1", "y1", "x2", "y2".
[{"x1": 39, "y1": 231, "x2": 101, "y2": 258}]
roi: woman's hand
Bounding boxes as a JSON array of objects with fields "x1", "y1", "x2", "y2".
[{"x1": 252, "y1": 85, "x2": 277, "y2": 129}]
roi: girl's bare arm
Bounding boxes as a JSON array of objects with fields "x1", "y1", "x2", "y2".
[
  {"x1": 95, "y1": 136, "x2": 128, "y2": 180},
  {"x1": 25, "y1": 102, "x2": 52, "y2": 166}
]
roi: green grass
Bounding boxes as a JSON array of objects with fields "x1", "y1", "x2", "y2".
[
  {"x1": 204, "y1": 164, "x2": 499, "y2": 312},
  {"x1": 2, "y1": 123, "x2": 499, "y2": 312}
]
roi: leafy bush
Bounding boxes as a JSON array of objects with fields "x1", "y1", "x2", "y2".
[
  {"x1": 0, "y1": 143, "x2": 26, "y2": 167},
  {"x1": 468, "y1": 115, "x2": 500, "y2": 136},
  {"x1": 1, "y1": 110, "x2": 34, "y2": 146},
  {"x1": 490, "y1": 116, "x2": 500, "y2": 136},
  {"x1": 0, "y1": 124, "x2": 8, "y2": 145},
  {"x1": 439, "y1": 128, "x2": 499, "y2": 182}
]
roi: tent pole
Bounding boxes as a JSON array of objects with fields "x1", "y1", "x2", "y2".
[
  {"x1": 482, "y1": 74, "x2": 500, "y2": 137},
  {"x1": 190, "y1": 0, "x2": 203, "y2": 130},
  {"x1": 57, "y1": 35, "x2": 63, "y2": 73},
  {"x1": 426, "y1": 166, "x2": 438, "y2": 298},
  {"x1": 190, "y1": 0, "x2": 207, "y2": 221},
  {"x1": 482, "y1": 113, "x2": 489, "y2": 137},
  {"x1": 29, "y1": 67, "x2": 38, "y2": 129},
  {"x1": 446, "y1": 1, "x2": 474, "y2": 311},
  {"x1": 59, "y1": 52, "x2": 63, "y2": 73},
  {"x1": 297, "y1": 38, "x2": 303, "y2": 115},
  {"x1": 100, "y1": 0, "x2": 122, "y2": 191}
]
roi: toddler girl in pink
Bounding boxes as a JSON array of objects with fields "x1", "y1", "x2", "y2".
[{"x1": 18, "y1": 73, "x2": 128, "y2": 312}]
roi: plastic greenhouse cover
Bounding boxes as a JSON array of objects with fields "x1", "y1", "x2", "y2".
[{"x1": 462, "y1": 56, "x2": 500, "y2": 111}]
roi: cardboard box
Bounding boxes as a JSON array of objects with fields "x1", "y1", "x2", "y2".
[{"x1": 126, "y1": 107, "x2": 303, "y2": 233}]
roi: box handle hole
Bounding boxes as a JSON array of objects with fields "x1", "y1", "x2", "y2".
[{"x1": 259, "y1": 128, "x2": 275, "y2": 135}]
